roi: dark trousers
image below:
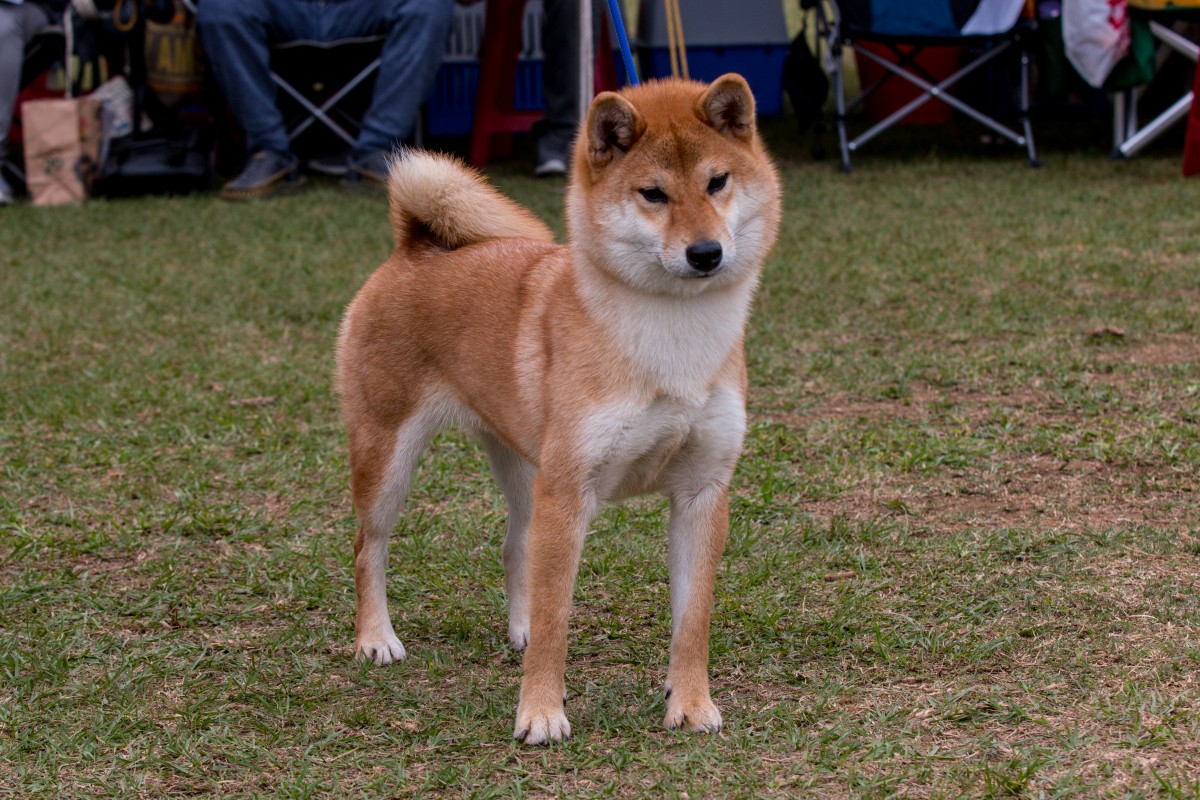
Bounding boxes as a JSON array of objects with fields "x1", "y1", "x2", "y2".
[
  {"x1": 197, "y1": 0, "x2": 453, "y2": 154},
  {"x1": 1, "y1": 1, "x2": 52, "y2": 157}
]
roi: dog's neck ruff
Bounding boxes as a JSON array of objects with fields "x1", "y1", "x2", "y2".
[{"x1": 574, "y1": 256, "x2": 756, "y2": 401}]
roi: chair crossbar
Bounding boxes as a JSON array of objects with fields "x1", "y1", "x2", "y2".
[
  {"x1": 271, "y1": 56, "x2": 382, "y2": 147},
  {"x1": 845, "y1": 45, "x2": 945, "y2": 115},
  {"x1": 1149, "y1": 20, "x2": 1200, "y2": 59},
  {"x1": 1118, "y1": 92, "x2": 1194, "y2": 156},
  {"x1": 848, "y1": 39, "x2": 1025, "y2": 152},
  {"x1": 820, "y1": 1, "x2": 1038, "y2": 171},
  {"x1": 1112, "y1": 19, "x2": 1199, "y2": 158}
]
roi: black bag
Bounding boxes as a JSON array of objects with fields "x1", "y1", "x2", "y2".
[
  {"x1": 94, "y1": 128, "x2": 212, "y2": 197},
  {"x1": 782, "y1": 3, "x2": 829, "y2": 135},
  {"x1": 91, "y1": 0, "x2": 213, "y2": 197}
]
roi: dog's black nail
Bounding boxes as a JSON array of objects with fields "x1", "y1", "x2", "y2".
[{"x1": 664, "y1": 688, "x2": 672, "y2": 700}]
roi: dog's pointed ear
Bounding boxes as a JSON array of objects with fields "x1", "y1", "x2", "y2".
[
  {"x1": 586, "y1": 92, "x2": 646, "y2": 169},
  {"x1": 696, "y1": 74, "x2": 756, "y2": 142}
]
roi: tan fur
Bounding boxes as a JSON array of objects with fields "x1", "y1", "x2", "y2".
[
  {"x1": 386, "y1": 150, "x2": 554, "y2": 250},
  {"x1": 336, "y1": 75, "x2": 781, "y2": 744}
]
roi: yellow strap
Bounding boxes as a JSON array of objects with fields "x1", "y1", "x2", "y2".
[
  {"x1": 671, "y1": 0, "x2": 689, "y2": 79},
  {"x1": 663, "y1": 0, "x2": 689, "y2": 79},
  {"x1": 664, "y1": 0, "x2": 678, "y2": 78}
]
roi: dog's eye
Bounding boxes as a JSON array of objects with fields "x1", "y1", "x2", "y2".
[
  {"x1": 638, "y1": 187, "x2": 668, "y2": 204},
  {"x1": 707, "y1": 174, "x2": 729, "y2": 195}
]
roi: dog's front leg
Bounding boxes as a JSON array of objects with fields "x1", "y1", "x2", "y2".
[
  {"x1": 513, "y1": 475, "x2": 590, "y2": 745},
  {"x1": 663, "y1": 484, "x2": 730, "y2": 733}
]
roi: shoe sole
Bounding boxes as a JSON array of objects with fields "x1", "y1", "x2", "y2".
[
  {"x1": 339, "y1": 166, "x2": 387, "y2": 195},
  {"x1": 306, "y1": 157, "x2": 350, "y2": 177}
]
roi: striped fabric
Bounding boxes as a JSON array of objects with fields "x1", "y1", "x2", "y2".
[{"x1": 1127, "y1": 0, "x2": 1200, "y2": 8}]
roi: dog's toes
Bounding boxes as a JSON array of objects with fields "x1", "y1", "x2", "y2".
[
  {"x1": 664, "y1": 695, "x2": 722, "y2": 734},
  {"x1": 355, "y1": 634, "x2": 407, "y2": 665},
  {"x1": 508, "y1": 625, "x2": 529, "y2": 652},
  {"x1": 514, "y1": 706, "x2": 571, "y2": 745}
]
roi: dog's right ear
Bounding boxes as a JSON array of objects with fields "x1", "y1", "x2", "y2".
[{"x1": 586, "y1": 92, "x2": 646, "y2": 170}]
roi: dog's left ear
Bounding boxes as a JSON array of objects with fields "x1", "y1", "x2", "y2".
[{"x1": 696, "y1": 74, "x2": 756, "y2": 142}]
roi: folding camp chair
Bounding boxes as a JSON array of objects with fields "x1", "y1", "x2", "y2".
[
  {"x1": 817, "y1": 0, "x2": 1039, "y2": 171},
  {"x1": 269, "y1": 36, "x2": 388, "y2": 153},
  {"x1": 1110, "y1": 0, "x2": 1200, "y2": 159}
]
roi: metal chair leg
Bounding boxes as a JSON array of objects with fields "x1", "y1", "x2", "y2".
[
  {"x1": 833, "y1": 45, "x2": 853, "y2": 172},
  {"x1": 1020, "y1": 48, "x2": 1040, "y2": 168}
]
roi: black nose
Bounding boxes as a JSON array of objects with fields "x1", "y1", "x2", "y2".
[{"x1": 685, "y1": 240, "x2": 723, "y2": 272}]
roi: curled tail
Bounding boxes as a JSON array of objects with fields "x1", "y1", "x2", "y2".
[{"x1": 387, "y1": 149, "x2": 555, "y2": 252}]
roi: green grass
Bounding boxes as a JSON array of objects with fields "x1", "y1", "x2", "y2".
[{"x1": 3, "y1": 122, "x2": 1200, "y2": 797}]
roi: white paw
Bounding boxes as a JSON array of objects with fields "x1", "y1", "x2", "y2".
[
  {"x1": 508, "y1": 623, "x2": 529, "y2": 652},
  {"x1": 514, "y1": 705, "x2": 571, "y2": 745},
  {"x1": 355, "y1": 634, "x2": 407, "y2": 665},
  {"x1": 664, "y1": 693, "x2": 723, "y2": 734}
]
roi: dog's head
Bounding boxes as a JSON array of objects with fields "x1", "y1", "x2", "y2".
[{"x1": 567, "y1": 74, "x2": 782, "y2": 297}]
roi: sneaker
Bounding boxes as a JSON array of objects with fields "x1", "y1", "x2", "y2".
[
  {"x1": 341, "y1": 149, "x2": 390, "y2": 193},
  {"x1": 534, "y1": 126, "x2": 573, "y2": 177},
  {"x1": 219, "y1": 150, "x2": 304, "y2": 200},
  {"x1": 533, "y1": 156, "x2": 567, "y2": 177},
  {"x1": 0, "y1": 172, "x2": 13, "y2": 205}
]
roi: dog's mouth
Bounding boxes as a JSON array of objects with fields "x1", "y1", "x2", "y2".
[{"x1": 656, "y1": 255, "x2": 729, "y2": 283}]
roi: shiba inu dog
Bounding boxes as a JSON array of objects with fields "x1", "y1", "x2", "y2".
[{"x1": 335, "y1": 74, "x2": 781, "y2": 744}]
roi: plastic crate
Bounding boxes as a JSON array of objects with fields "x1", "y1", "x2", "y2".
[
  {"x1": 635, "y1": 0, "x2": 788, "y2": 116},
  {"x1": 637, "y1": 44, "x2": 789, "y2": 116},
  {"x1": 427, "y1": 61, "x2": 544, "y2": 137},
  {"x1": 425, "y1": 0, "x2": 545, "y2": 137}
]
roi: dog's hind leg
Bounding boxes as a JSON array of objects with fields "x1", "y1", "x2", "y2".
[
  {"x1": 351, "y1": 413, "x2": 437, "y2": 665},
  {"x1": 482, "y1": 434, "x2": 536, "y2": 652}
]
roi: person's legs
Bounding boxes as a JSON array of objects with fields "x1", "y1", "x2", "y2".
[
  {"x1": 536, "y1": 0, "x2": 581, "y2": 176},
  {"x1": 324, "y1": 0, "x2": 452, "y2": 156},
  {"x1": 197, "y1": 0, "x2": 320, "y2": 197},
  {"x1": 0, "y1": 2, "x2": 53, "y2": 203},
  {"x1": 540, "y1": 2, "x2": 580, "y2": 130},
  {"x1": 196, "y1": 0, "x2": 319, "y2": 156}
]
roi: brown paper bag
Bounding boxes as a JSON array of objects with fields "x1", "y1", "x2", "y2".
[{"x1": 22, "y1": 97, "x2": 103, "y2": 207}]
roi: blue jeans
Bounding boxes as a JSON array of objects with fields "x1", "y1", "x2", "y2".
[
  {"x1": 197, "y1": 0, "x2": 453, "y2": 155},
  {"x1": 1, "y1": 1, "x2": 53, "y2": 158}
]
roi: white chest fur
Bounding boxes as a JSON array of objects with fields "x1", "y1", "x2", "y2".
[
  {"x1": 579, "y1": 385, "x2": 746, "y2": 505},
  {"x1": 575, "y1": 263, "x2": 756, "y2": 402}
]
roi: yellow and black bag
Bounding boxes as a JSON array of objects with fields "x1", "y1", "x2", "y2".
[{"x1": 144, "y1": 0, "x2": 204, "y2": 109}]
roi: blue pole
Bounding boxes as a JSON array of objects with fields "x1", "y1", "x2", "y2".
[{"x1": 606, "y1": 0, "x2": 639, "y2": 86}]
